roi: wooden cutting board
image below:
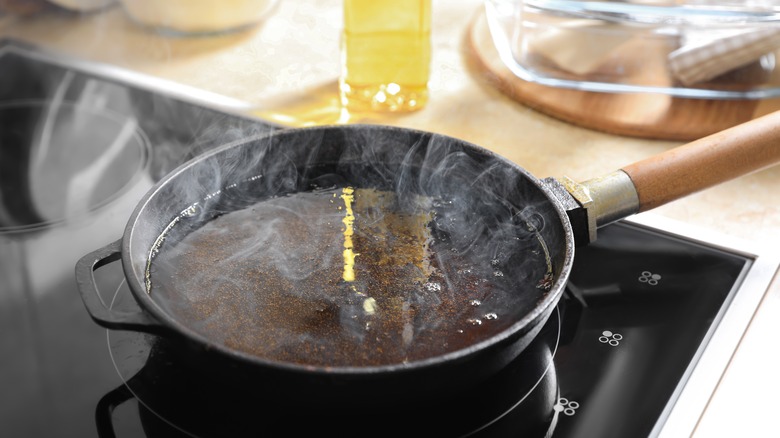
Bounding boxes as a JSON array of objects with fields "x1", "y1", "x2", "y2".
[{"x1": 465, "y1": 9, "x2": 780, "y2": 141}]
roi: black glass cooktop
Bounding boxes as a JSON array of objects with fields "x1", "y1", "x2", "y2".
[{"x1": 0, "y1": 39, "x2": 774, "y2": 438}]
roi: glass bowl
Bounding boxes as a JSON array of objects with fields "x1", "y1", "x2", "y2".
[
  {"x1": 485, "y1": 0, "x2": 780, "y2": 99},
  {"x1": 119, "y1": 0, "x2": 279, "y2": 36}
]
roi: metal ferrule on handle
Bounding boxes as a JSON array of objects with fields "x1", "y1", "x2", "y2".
[{"x1": 562, "y1": 171, "x2": 640, "y2": 243}]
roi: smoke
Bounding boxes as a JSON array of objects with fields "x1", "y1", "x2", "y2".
[{"x1": 139, "y1": 125, "x2": 564, "y2": 368}]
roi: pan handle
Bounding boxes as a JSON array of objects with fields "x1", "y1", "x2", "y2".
[
  {"x1": 620, "y1": 110, "x2": 780, "y2": 212},
  {"x1": 75, "y1": 239, "x2": 167, "y2": 335},
  {"x1": 568, "y1": 110, "x2": 780, "y2": 242}
]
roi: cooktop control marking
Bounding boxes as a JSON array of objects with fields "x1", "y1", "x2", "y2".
[
  {"x1": 639, "y1": 271, "x2": 662, "y2": 285},
  {"x1": 554, "y1": 398, "x2": 580, "y2": 416},
  {"x1": 599, "y1": 330, "x2": 623, "y2": 346}
]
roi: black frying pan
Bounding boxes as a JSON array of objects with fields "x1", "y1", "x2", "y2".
[{"x1": 76, "y1": 118, "x2": 780, "y2": 404}]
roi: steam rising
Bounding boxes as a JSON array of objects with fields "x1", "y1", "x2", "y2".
[{"x1": 141, "y1": 126, "x2": 558, "y2": 368}]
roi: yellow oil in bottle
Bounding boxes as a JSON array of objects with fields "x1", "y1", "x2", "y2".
[{"x1": 340, "y1": 0, "x2": 431, "y2": 113}]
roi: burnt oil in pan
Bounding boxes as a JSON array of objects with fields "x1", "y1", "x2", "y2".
[{"x1": 146, "y1": 185, "x2": 553, "y2": 368}]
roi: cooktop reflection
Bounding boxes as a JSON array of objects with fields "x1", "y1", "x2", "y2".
[
  {"x1": 1, "y1": 39, "x2": 777, "y2": 438},
  {"x1": 101, "y1": 284, "x2": 560, "y2": 437}
]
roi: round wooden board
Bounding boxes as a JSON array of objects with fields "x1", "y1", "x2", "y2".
[{"x1": 465, "y1": 9, "x2": 780, "y2": 141}]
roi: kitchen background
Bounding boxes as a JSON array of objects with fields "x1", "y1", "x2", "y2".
[{"x1": 1, "y1": 0, "x2": 779, "y2": 436}]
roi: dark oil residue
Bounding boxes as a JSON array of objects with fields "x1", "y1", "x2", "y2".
[{"x1": 148, "y1": 187, "x2": 541, "y2": 368}]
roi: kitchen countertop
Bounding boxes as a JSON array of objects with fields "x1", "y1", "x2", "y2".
[{"x1": 1, "y1": 1, "x2": 779, "y2": 436}]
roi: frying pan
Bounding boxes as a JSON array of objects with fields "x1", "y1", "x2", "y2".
[{"x1": 76, "y1": 115, "x2": 780, "y2": 404}]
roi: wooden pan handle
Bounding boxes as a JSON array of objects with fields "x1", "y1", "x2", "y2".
[{"x1": 622, "y1": 110, "x2": 780, "y2": 212}]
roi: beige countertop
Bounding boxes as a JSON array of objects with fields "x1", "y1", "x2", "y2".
[{"x1": 2, "y1": 1, "x2": 779, "y2": 436}]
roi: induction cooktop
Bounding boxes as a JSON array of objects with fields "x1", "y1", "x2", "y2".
[{"x1": 1, "y1": 38, "x2": 778, "y2": 438}]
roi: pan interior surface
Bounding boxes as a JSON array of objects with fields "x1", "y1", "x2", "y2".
[{"x1": 135, "y1": 126, "x2": 568, "y2": 370}]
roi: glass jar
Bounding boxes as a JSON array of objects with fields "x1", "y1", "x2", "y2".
[{"x1": 340, "y1": 0, "x2": 432, "y2": 112}]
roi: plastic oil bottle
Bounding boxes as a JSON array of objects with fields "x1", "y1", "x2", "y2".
[{"x1": 340, "y1": 0, "x2": 432, "y2": 113}]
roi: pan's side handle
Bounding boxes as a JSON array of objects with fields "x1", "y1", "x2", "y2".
[
  {"x1": 621, "y1": 110, "x2": 780, "y2": 212},
  {"x1": 75, "y1": 239, "x2": 167, "y2": 335}
]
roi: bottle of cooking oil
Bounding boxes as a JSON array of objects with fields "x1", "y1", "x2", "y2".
[{"x1": 340, "y1": 0, "x2": 431, "y2": 113}]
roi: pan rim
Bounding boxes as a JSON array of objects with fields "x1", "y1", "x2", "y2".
[{"x1": 121, "y1": 124, "x2": 576, "y2": 378}]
